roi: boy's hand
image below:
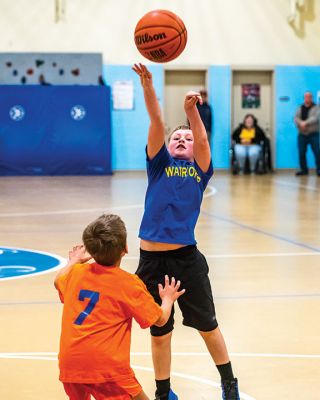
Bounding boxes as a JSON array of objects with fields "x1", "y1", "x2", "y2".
[
  {"x1": 184, "y1": 91, "x2": 203, "y2": 114},
  {"x1": 68, "y1": 245, "x2": 92, "y2": 264},
  {"x1": 54, "y1": 245, "x2": 92, "y2": 291},
  {"x1": 158, "y1": 275, "x2": 185, "y2": 303},
  {"x1": 132, "y1": 63, "x2": 153, "y2": 89}
]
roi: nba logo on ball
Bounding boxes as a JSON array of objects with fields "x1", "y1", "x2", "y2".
[{"x1": 134, "y1": 10, "x2": 187, "y2": 63}]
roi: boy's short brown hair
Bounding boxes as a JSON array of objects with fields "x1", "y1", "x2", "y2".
[
  {"x1": 167, "y1": 124, "x2": 191, "y2": 143},
  {"x1": 82, "y1": 214, "x2": 127, "y2": 266}
]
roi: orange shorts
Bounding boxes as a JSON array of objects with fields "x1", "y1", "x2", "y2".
[{"x1": 63, "y1": 376, "x2": 142, "y2": 400}]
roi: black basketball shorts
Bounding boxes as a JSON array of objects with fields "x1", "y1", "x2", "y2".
[{"x1": 135, "y1": 245, "x2": 218, "y2": 336}]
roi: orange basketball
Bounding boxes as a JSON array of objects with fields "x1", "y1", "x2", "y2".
[{"x1": 134, "y1": 10, "x2": 187, "y2": 63}]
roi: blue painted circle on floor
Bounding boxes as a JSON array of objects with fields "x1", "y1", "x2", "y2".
[{"x1": 0, "y1": 247, "x2": 65, "y2": 280}]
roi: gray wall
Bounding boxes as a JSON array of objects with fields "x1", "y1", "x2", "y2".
[{"x1": 0, "y1": 53, "x2": 102, "y2": 85}]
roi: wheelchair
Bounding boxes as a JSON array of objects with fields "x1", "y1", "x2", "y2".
[{"x1": 230, "y1": 137, "x2": 273, "y2": 175}]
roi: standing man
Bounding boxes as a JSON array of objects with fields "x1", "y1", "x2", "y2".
[
  {"x1": 196, "y1": 89, "x2": 212, "y2": 146},
  {"x1": 294, "y1": 91, "x2": 320, "y2": 176}
]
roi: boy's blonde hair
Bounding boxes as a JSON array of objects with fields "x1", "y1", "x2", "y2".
[{"x1": 82, "y1": 214, "x2": 127, "y2": 266}]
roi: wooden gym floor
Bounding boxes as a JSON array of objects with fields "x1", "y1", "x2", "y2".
[{"x1": 0, "y1": 171, "x2": 319, "y2": 400}]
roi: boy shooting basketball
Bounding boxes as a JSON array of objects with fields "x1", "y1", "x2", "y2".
[
  {"x1": 132, "y1": 63, "x2": 240, "y2": 400},
  {"x1": 54, "y1": 214, "x2": 185, "y2": 400}
]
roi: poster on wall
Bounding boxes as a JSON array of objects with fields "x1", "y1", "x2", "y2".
[{"x1": 242, "y1": 83, "x2": 260, "y2": 108}]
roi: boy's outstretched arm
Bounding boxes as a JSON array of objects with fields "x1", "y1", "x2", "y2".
[
  {"x1": 154, "y1": 275, "x2": 185, "y2": 327},
  {"x1": 54, "y1": 245, "x2": 92, "y2": 289},
  {"x1": 184, "y1": 91, "x2": 211, "y2": 172},
  {"x1": 132, "y1": 63, "x2": 165, "y2": 159}
]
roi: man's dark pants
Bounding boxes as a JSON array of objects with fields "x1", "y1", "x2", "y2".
[{"x1": 298, "y1": 132, "x2": 320, "y2": 173}]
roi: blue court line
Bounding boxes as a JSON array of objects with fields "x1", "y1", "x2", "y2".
[{"x1": 202, "y1": 210, "x2": 320, "y2": 253}]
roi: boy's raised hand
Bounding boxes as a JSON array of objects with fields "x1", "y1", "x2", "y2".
[
  {"x1": 54, "y1": 245, "x2": 92, "y2": 289},
  {"x1": 68, "y1": 245, "x2": 92, "y2": 264},
  {"x1": 184, "y1": 91, "x2": 203, "y2": 114},
  {"x1": 158, "y1": 275, "x2": 185, "y2": 303},
  {"x1": 132, "y1": 63, "x2": 153, "y2": 89}
]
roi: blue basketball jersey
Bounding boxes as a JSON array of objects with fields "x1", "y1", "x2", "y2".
[{"x1": 139, "y1": 144, "x2": 213, "y2": 245}]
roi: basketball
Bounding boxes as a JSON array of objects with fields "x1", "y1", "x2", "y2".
[{"x1": 134, "y1": 10, "x2": 187, "y2": 63}]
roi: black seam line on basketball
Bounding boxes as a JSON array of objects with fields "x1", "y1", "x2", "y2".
[
  {"x1": 183, "y1": 27, "x2": 188, "y2": 42},
  {"x1": 144, "y1": 37, "x2": 184, "y2": 63},
  {"x1": 162, "y1": 34, "x2": 184, "y2": 62},
  {"x1": 202, "y1": 210, "x2": 320, "y2": 253},
  {"x1": 135, "y1": 10, "x2": 186, "y2": 34},
  {"x1": 135, "y1": 25, "x2": 182, "y2": 35},
  {"x1": 141, "y1": 33, "x2": 183, "y2": 63},
  {"x1": 157, "y1": 10, "x2": 186, "y2": 33},
  {"x1": 138, "y1": 31, "x2": 185, "y2": 53}
]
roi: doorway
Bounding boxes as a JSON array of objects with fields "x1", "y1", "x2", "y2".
[
  {"x1": 164, "y1": 70, "x2": 207, "y2": 136},
  {"x1": 232, "y1": 70, "x2": 273, "y2": 139}
]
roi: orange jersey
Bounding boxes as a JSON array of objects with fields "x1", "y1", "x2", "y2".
[{"x1": 55, "y1": 263, "x2": 162, "y2": 383}]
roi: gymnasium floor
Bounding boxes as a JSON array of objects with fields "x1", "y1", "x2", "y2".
[{"x1": 0, "y1": 171, "x2": 319, "y2": 400}]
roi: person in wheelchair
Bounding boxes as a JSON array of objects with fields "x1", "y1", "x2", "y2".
[{"x1": 231, "y1": 114, "x2": 267, "y2": 174}]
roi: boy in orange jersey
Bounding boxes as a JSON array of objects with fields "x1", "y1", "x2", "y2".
[{"x1": 54, "y1": 214, "x2": 185, "y2": 400}]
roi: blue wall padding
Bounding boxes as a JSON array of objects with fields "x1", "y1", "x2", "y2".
[
  {"x1": 103, "y1": 64, "x2": 164, "y2": 170},
  {"x1": 275, "y1": 66, "x2": 320, "y2": 168},
  {"x1": 0, "y1": 86, "x2": 111, "y2": 175},
  {"x1": 208, "y1": 66, "x2": 232, "y2": 169}
]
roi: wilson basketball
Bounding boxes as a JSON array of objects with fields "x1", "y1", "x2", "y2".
[{"x1": 134, "y1": 10, "x2": 187, "y2": 63}]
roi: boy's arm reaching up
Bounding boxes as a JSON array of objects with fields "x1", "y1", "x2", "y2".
[
  {"x1": 132, "y1": 63, "x2": 165, "y2": 160},
  {"x1": 184, "y1": 91, "x2": 211, "y2": 172},
  {"x1": 54, "y1": 245, "x2": 92, "y2": 289}
]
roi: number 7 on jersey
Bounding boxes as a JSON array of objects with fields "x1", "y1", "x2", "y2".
[{"x1": 74, "y1": 289, "x2": 100, "y2": 325}]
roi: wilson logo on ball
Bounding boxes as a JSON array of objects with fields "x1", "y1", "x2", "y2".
[{"x1": 135, "y1": 32, "x2": 167, "y2": 45}]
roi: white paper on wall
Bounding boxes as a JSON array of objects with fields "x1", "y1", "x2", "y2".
[{"x1": 112, "y1": 80, "x2": 134, "y2": 110}]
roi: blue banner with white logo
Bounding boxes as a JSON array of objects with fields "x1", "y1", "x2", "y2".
[{"x1": 0, "y1": 85, "x2": 111, "y2": 175}]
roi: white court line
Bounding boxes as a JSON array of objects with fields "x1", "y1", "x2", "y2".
[
  {"x1": 3, "y1": 351, "x2": 320, "y2": 400},
  {"x1": 133, "y1": 352, "x2": 320, "y2": 359},
  {"x1": 132, "y1": 365, "x2": 255, "y2": 400},
  {"x1": 0, "y1": 352, "x2": 254, "y2": 400},
  {"x1": 0, "y1": 355, "x2": 56, "y2": 360},
  {"x1": 274, "y1": 179, "x2": 319, "y2": 192},
  {"x1": 203, "y1": 185, "x2": 217, "y2": 198},
  {"x1": 203, "y1": 252, "x2": 320, "y2": 258},
  {"x1": 0, "y1": 204, "x2": 142, "y2": 218},
  {"x1": 1, "y1": 351, "x2": 319, "y2": 359},
  {"x1": 0, "y1": 185, "x2": 217, "y2": 218},
  {"x1": 125, "y1": 251, "x2": 320, "y2": 260}
]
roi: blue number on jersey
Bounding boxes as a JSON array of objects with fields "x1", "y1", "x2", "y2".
[{"x1": 74, "y1": 289, "x2": 100, "y2": 325}]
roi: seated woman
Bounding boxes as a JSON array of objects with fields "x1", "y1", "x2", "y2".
[{"x1": 232, "y1": 114, "x2": 266, "y2": 174}]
